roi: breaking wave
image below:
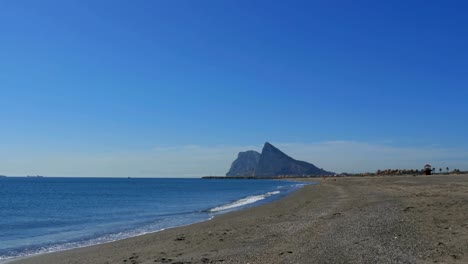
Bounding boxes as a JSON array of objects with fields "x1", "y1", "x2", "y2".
[{"x1": 209, "y1": 191, "x2": 281, "y2": 212}]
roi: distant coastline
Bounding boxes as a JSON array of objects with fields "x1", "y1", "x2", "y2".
[
  {"x1": 202, "y1": 170, "x2": 468, "y2": 180},
  {"x1": 201, "y1": 175, "x2": 329, "y2": 179}
]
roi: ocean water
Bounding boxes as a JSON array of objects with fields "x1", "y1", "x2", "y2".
[{"x1": 0, "y1": 177, "x2": 306, "y2": 261}]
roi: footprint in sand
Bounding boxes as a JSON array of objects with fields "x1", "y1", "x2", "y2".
[
  {"x1": 123, "y1": 253, "x2": 140, "y2": 264},
  {"x1": 403, "y1": 206, "x2": 414, "y2": 212},
  {"x1": 154, "y1": 257, "x2": 172, "y2": 263}
]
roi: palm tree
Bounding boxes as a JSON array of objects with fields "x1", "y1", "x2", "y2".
[
  {"x1": 446, "y1": 167, "x2": 449, "y2": 173},
  {"x1": 439, "y1": 168, "x2": 442, "y2": 174}
]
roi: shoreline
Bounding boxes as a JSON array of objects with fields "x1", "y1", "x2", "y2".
[
  {"x1": 3, "y1": 180, "x2": 308, "y2": 264},
  {"x1": 9, "y1": 174, "x2": 468, "y2": 263}
]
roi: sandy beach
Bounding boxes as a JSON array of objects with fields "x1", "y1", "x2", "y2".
[{"x1": 10, "y1": 174, "x2": 468, "y2": 264}]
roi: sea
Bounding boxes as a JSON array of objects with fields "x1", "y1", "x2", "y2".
[{"x1": 0, "y1": 177, "x2": 308, "y2": 262}]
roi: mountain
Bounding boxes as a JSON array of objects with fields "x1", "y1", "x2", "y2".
[
  {"x1": 225, "y1": 142, "x2": 333, "y2": 177},
  {"x1": 255, "y1": 142, "x2": 332, "y2": 176},
  {"x1": 226, "y1": 150, "x2": 261, "y2": 176}
]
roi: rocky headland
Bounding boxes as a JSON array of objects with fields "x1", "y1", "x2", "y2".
[{"x1": 226, "y1": 142, "x2": 333, "y2": 177}]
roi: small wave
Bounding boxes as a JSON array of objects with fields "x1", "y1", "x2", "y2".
[
  {"x1": 209, "y1": 191, "x2": 280, "y2": 212},
  {"x1": 0, "y1": 213, "x2": 211, "y2": 262}
]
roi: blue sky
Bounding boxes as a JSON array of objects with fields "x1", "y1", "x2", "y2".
[{"x1": 1, "y1": 1, "x2": 467, "y2": 176}]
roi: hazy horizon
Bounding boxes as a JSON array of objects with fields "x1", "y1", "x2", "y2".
[{"x1": 1, "y1": 141, "x2": 467, "y2": 177}]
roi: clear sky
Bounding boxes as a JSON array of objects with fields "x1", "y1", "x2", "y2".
[{"x1": 1, "y1": 1, "x2": 467, "y2": 177}]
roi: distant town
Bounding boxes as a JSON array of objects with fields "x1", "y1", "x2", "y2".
[{"x1": 340, "y1": 167, "x2": 466, "y2": 177}]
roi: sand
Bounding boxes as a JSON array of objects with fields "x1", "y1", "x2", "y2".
[{"x1": 9, "y1": 174, "x2": 468, "y2": 264}]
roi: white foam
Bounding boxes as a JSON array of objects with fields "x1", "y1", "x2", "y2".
[
  {"x1": 0, "y1": 215, "x2": 212, "y2": 262},
  {"x1": 209, "y1": 191, "x2": 280, "y2": 212}
]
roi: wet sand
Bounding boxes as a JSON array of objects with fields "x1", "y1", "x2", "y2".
[{"x1": 10, "y1": 174, "x2": 468, "y2": 264}]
